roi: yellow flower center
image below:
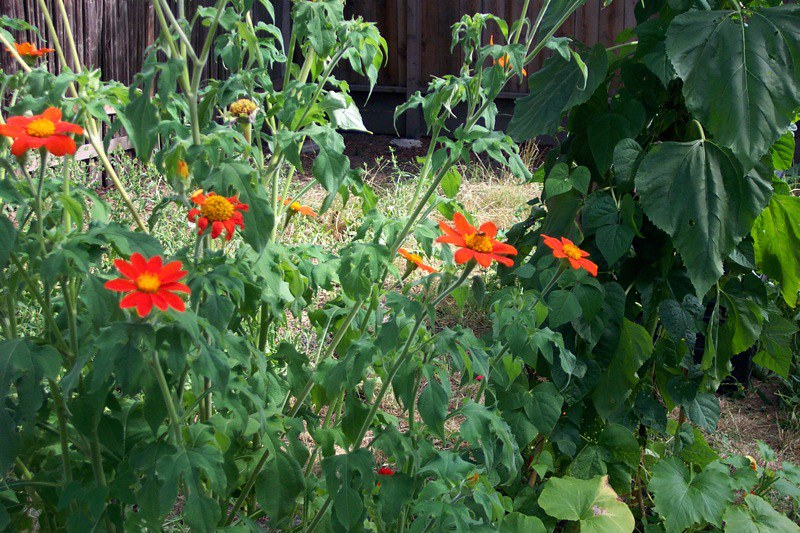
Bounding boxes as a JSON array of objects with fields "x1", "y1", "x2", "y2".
[
  {"x1": 562, "y1": 243, "x2": 583, "y2": 261},
  {"x1": 230, "y1": 98, "x2": 257, "y2": 116},
  {"x1": 26, "y1": 118, "x2": 55, "y2": 138},
  {"x1": 201, "y1": 195, "x2": 235, "y2": 222},
  {"x1": 406, "y1": 252, "x2": 423, "y2": 264},
  {"x1": 289, "y1": 201, "x2": 302, "y2": 212},
  {"x1": 464, "y1": 233, "x2": 493, "y2": 253},
  {"x1": 136, "y1": 273, "x2": 161, "y2": 294}
]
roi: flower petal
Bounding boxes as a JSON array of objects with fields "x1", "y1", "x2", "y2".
[
  {"x1": 454, "y1": 247, "x2": 475, "y2": 265},
  {"x1": 159, "y1": 290, "x2": 186, "y2": 312},
  {"x1": 211, "y1": 220, "x2": 224, "y2": 239},
  {"x1": 45, "y1": 135, "x2": 77, "y2": 156},
  {"x1": 438, "y1": 220, "x2": 461, "y2": 237},
  {"x1": 453, "y1": 212, "x2": 476, "y2": 236},
  {"x1": 436, "y1": 234, "x2": 467, "y2": 247},
  {"x1": 579, "y1": 258, "x2": 599, "y2": 277},
  {"x1": 151, "y1": 292, "x2": 169, "y2": 311},
  {"x1": 114, "y1": 258, "x2": 140, "y2": 279},
  {"x1": 53, "y1": 121, "x2": 83, "y2": 135},
  {"x1": 492, "y1": 254, "x2": 515, "y2": 267},
  {"x1": 541, "y1": 235, "x2": 562, "y2": 251},
  {"x1": 473, "y1": 252, "x2": 493, "y2": 267},
  {"x1": 10, "y1": 137, "x2": 32, "y2": 156},
  {"x1": 160, "y1": 282, "x2": 191, "y2": 293},
  {"x1": 146, "y1": 255, "x2": 163, "y2": 272},
  {"x1": 478, "y1": 221, "x2": 498, "y2": 238},
  {"x1": 104, "y1": 278, "x2": 137, "y2": 292},
  {"x1": 130, "y1": 253, "x2": 148, "y2": 271},
  {"x1": 491, "y1": 241, "x2": 517, "y2": 256},
  {"x1": 42, "y1": 107, "x2": 62, "y2": 122}
]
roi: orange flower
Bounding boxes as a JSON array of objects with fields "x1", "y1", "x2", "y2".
[
  {"x1": 436, "y1": 212, "x2": 517, "y2": 268},
  {"x1": 282, "y1": 197, "x2": 317, "y2": 217},
  {"x1": 176, "y1": 160, "x2": 189, "y2": 180},
  {"x1": 188, "y1": 189, "x2": 248, "y2": 241},
  {"x1": 0, "y1": 107, "x2": 83, "y2": 157},
  {"x1": 398, "y1": 248, "x2": 438, "y2": 273},
  {"x1": 12, "y1": 42, "x2": 54, "y2": 60},
  {"x1": 541, "y1": 235, "x2": 598, "y2": 276},
  {"x1": 105, "y1": 253, "x2": 190, "y2": 317},
  {"x1": 490, "y1": 36, "x2": 526, "y2": 76}
]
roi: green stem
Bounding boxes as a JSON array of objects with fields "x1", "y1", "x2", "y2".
[
  {"x1": 151, "y1": 348, "x2": 182, "y2": 445},
  {"x1": 224, "y1": 445, "x2": 271, "y2": 526},
  {"x1": 62, "y1": 280, "x2": 79, "y2": 357},
  {"x1": 49, "y1": 381, "x2": 73, "y2": 482}
]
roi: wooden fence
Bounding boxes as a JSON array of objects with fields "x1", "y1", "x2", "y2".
[{"x1": 2, "y1": 0, "x2": 637, "y2": 135}]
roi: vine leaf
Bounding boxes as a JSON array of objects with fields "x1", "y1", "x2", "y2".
[
  {"x1": 634, "y1": 140, "x2": 772, "y2": 296},
  {"x1": 649, "y1": 458, "x2": 732, "y2": 533},
  {"x1": 666, "y1": 7, "x2": 800, "y2": 169},
  {"x1": 539, "y1": 475, "x2": 635, "y2": 533},
  {"x1": 752, "y1": 193, "x2": 800, "y2": 307}
]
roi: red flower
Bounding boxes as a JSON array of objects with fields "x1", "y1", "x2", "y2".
[
  {"x1": 188, "y1": 189, "x2": 248, "y2": 240},
  {"x1": 281, "y1": 197, "x2": 317, "y2": 217},
  {"x1": 11, "y1": 42, "x2": 55, "y2": 59},
  {"x1": 541, "y1": 235, "x2": 598, "y2": 276},
  {"x1": 105, "y1": 253, "x2": 190, "y2": 317},
  {"x1": 475, "y1": 375, "x2": 484, "y2": 382},
  {"x1": 398, "y1": 248, "x2": 438, "y2": 273},
  {"x1": 436, "y1": 212, "x2": 517, "y2": 267},
  {"x1": 0, "y1": 107, "x2": 83, "y2": 157},
  {"x1": 377, "y1": 467, "x2": 395, "y2": 476}
]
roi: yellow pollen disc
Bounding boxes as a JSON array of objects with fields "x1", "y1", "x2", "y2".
[
  {"x1": 26, "y1": 118, "x2": 55, "y2": 138},
  {"x1": 562, "y1": 243, "x2": 583, "y2": 260},
  {"x1": 201, "y1": 195, "x2": 235, "y2": 222},
  {"x1": 230, "y1": 98, "x2": 257, "y2": 116},
  {"x1": 290, "y1": 201, "x2": 302, "y2": 211},
  {"x1": 464, "y1": 233, "x2": 493, "y2": 253},
  {"x1": 407, "y1": 253, "x2": 423, "y2": 264},
  {"x1": 136, "y1": 273, "x2": 161, "y2": 293}
]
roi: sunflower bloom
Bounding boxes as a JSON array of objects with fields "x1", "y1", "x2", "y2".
[
  {"x1": 105, "y1": 253, "x2": 190, "y2": 317},
  {"x1": 282, "y1": 197, "x2": 317, "y2": 217},
  {"x1": 188, "y1": 189, "x2": 248, "y2": 241},
  {"x1": 436, "y1": 212, "x2": 517, "y2": 267},
  {"x1": 0, "y1": 107, "x2": 83, "y2": 157},
  {"x1": 230, "y1": 98, "x2": 258, "y2": 118},
  {"x1": 11, "y1": 42, "x2": 55, "y2": 63},
  {"x1": 541, "y1": 235, "x2": 598, "y2": 276},
  {"x1": 399, "y1": 248, "x2": 438, "y2": 273},
  {"x1": 490, "y1": 36, "x2": 526, "y2": 76}
]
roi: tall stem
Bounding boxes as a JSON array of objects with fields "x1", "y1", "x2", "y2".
[{"x1": 151, "y1": 349, "x2": 182, "y2": 446}]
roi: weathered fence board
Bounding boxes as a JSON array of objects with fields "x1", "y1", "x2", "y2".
[{"x1": 2, "y1": 0, "x2": 637, "y2": 135}]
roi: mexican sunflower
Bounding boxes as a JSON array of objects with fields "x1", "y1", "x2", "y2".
[
  {"x1": 188, "y1": 189, "x2": 248, "y2": 241},
  {"x1": 436, "y1": 212, "x2": 517, "y2": 267},
  {"x1": 490, "y1": 36, "x2": 527, "y2": 76},
  {"x1": 282, "y1": 197, "x2": 317, "y2": 217},
  {"x1": 377, "y1": 466, "x2": 394, "y2": 487},
  {"x1": 0, "y1": 107, "x2": 83, "y2": 157},
  {"x1": 105, "y1": 253, "x2": 190, "y2": 317},
  {"x1": 398, "y1": 248, "x2": 438, "y2": 273},
  {"x1": 541, "y1": 235, "x2": 598, "y2": 276},
  {"x1": 11, "y1": 42, "x2": 54, "y2": 61}
]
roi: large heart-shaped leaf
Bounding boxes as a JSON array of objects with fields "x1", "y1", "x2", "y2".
[
  {"x1": 539, "y1": 475, "x2": 635, "y2": 533},
  {"x1": 752, "y1": 193, "x2": 800, "y2": 307},
  {"x1": 509, "y1": 45, "x2": 607, "y2": 142},
  {"x1": 666, "y1": 7, "x2": 800, "y2": 169},
  {"x1": 649, "y1": 458, "x2": 732, "y2": 533},
  {"x1": 634, "y1": 140, "x2": 772, "y2": 296}
]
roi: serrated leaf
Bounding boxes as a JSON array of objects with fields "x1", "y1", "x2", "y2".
[
  {"x1": 752, "y1": 193, "x2": 800, "y2": 307},
  {"x1": 635, "y1": 140, "x2": 772, "y2": 296},
  {"x1": 539, "y1": 475, "x2": 635, "y2": 532},
  {"x1": 666, "y1": 7, "x2": 800, "y2": 169}
]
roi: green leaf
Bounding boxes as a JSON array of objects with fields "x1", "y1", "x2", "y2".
[
  {"x1": 718, "y1": 289, "x2": 765, "y2": 357},
  {"x1": 0, "y1": 339, "x2": 61, "y2": 473},
  {"x1": 771, "y1": 131, "x2": 796, "y2": 171},
  {"x1": 613, "y1": 138, "x2": 643, "y2": 192},
  {"x1": 592, "y1": 319, "x2": 653, "y2": 420},
  {"x1": 509, "y1": 45, "x2": 608, "y2": 141},
  {"x1": 547, "y1": 290, "x2": 582, "y2": 328},
  {"x1": 216, "y1": 162, "x2": 274, "y2": 252},
  {"x1": 596, "y1": 224, "x2": 634, "y2": 266},
  {"x1": 337, "y1": 243, "x2": 391, "y2": 301},
  {"x1": 500, "y1": 512, "x2": 546, "y2": 533},
  {"x1": 334, "y1": 486, "x2": 364, "y2": 530},
  {"x1": 752, "y1": 193, "x2": 800, "y2": 307},
  {"x1": 635, "y1": 140, "x2": 772, "y2": 295},
  {"x1": 666, "y1": 7, "x2": 800, "y2": 169},
  {"x1": 418, "y1": 377, "x2": 449, "y2": 439},
  {"x1": 649, "y1": 458, "x2": 732, "y2": 533},
  {"x1": 754, "y1": 313, "x2": 799, "y2": 379},
  {"x1": 255, "y1": 448, "x2": 305, "y2": 525},
  {"x1": 305, "y1": 125, "x2": 351, "y2": 213},
  {"x1": 117, "y1": 89, "x2": 158, "y2": 162},
  {"x1": 545, "y1": 164, "x2": 591, "y2": 198},
  {"x1": 524, "y1": 382, "x2": 564, "y2": 437},
  {"x1": 0, "y1": 213, "x2": 17, "y2": 270},
  {"x1": 723, "y1": 494, "x2": 800, "y2": 532},
  {"x1": 441, "y1": 167, "x2": 462, "y2": 199},
  {"x1": 588, "y1": 114, "x2": 634, "y2": 175},
  {"x1": 539, "y1": 475, "x2": 635, "y2": 533}
]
